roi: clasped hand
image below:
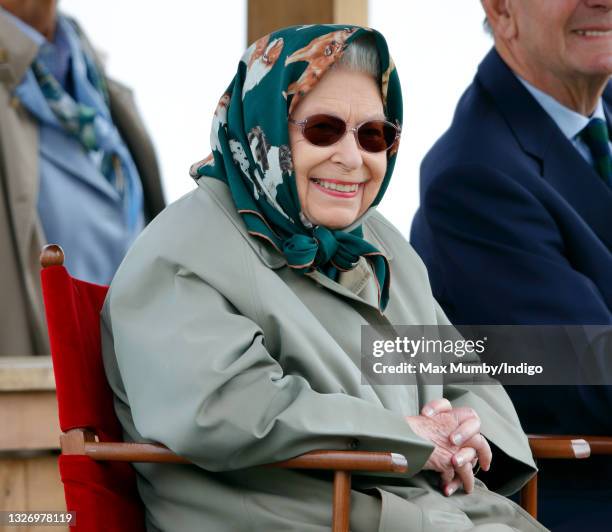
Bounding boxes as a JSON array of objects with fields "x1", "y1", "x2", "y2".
[{"x1": 405, "y1": 398, "x2": 492, "y2": 496}]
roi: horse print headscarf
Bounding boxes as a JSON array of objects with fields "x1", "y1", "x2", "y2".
[{"x1": 190, "y1": 25, "x2": 402, "y2": 312}]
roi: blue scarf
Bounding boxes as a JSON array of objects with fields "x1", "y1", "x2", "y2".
[{"x1": 14, "y1": 15, "x2": 143, "y2": 230}]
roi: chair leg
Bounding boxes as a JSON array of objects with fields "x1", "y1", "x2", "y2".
[
  {"x1": 332, "y1": 470, "x2": 351, "y2": 532},
  {"x1": 520, "y1": 473, "x2": 538, "y2": 519}
]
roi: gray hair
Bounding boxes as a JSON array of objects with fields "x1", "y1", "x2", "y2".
[{"x1": 334, "y1": 34, "x2": 381, "y2": 79}]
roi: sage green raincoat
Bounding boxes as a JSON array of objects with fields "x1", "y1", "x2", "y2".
[{"x1": 101, "y1": 177, "x2": 546, "y2": 532}]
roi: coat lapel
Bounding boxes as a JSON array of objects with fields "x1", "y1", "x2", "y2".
[
  {"x1": 37, "y1": 127, "x2": 121, "y2": 200},
  {"x1": 540, "y1": 127, "x2": 612, "y2": 251},
  {"x1": 0, "y1": 13, "x2": 50, "y2": 353},
  {"x1": 0, "y1": 12, "x2": 38, "y2": 92},
  {"x1": 200, "y1": 177, "x2": 394, "y2": 314},
  {"x1": 0, "y1": 13, "x2": 40, "y2": 265},
  {"x1": 477, "y1": 48, "x2": 612, "y2": 251}
]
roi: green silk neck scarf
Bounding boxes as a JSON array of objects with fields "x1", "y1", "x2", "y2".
[{"x1": 190, "y1": 25, "x2": 402, "y2": 311}]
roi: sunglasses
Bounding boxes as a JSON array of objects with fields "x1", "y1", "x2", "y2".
[{"x1": 288, "y1": 114, "x2": 400, "y2": 153}]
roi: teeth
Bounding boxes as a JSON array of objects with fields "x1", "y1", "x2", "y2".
[
  {"x1": 311, "y1": 178, "x2": 359, "y2": 192},
  {"x1": 576, "y1": 29, "x2": 612, "y2": 36}
]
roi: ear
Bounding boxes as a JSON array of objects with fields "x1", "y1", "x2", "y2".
[{"x1": 481, "y1": 0, "x2": 518, "y2": 41}]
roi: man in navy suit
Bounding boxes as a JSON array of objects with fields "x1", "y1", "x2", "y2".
[{"x1": 411, "y1": 0, "x2": 612, "y2": 529}]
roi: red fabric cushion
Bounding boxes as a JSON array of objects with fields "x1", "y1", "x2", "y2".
[
  {"x1": 41, "y1": 265, "x2": 145, "y2": 531},
  {"x1": 41, "y1": 266, "x2": 120, "y2": 440}
]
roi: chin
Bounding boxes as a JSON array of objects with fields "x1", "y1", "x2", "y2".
[
  {"x1": 571, "y1": 51, "x2": 612, "y2": 76},
  {"x1": 309, "y1": 211, "x2": 359, "y2": 230}
]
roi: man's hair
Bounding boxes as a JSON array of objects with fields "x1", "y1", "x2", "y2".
[{"x1": 335, "y1": 34, "x2": 381, "y2": 79}]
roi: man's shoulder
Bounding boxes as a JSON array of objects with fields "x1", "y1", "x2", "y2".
[
  {"x1": 421, "y1": 76, "x2": 536, "y2": 187},
  {"x1": 64, "y1": 14, "x2": 134, "y2": 96}
]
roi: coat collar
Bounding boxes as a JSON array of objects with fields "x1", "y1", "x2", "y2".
[
  {"x1": 198, "y1": 176, "x2": 393, "y2": 268},
  {"x1": 477, "y1": 48, "x2": 612, "y2": 250},
  {"x1": 198, "y1": 176, "x2": 393, "y2": 311},
  {"x1": 0, "y1": 10, "x2": 40, "y2": 91}
]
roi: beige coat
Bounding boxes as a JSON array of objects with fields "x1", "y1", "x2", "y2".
[
  {"x1": 0, "y1": 11, "x2": 165, "y2": 356},
  {"x1": 101, "y1": 177, "x2": 546, "y2": 531}
]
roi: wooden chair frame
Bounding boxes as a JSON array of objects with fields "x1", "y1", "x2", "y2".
[
  {"x1": 41, "y1": 245, "x2": 406, "y2": 532},
  {"x1": 40, "y1": 245, "x2": 612, "y2": 528},
  {"x1": 522, "y1": 435, "x2": 612, "y2": 519},
  {"x1": 60, "y1": 429, "x2": 407, "y2": 532},
  {"x1": 59, "y1": 427, "x2": 611, "y2": 526}
]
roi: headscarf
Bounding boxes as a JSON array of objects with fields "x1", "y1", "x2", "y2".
[{"x1": 190, "y1": 25, "x2": 402, "y2": 311}]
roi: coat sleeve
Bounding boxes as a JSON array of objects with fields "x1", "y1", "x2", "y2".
[
  {"x1": 431, "y1": 300, "x2": 538, "y2": 496},
  {"x1": 103, "y1": 255, "x2": 435, "y2": 474}
]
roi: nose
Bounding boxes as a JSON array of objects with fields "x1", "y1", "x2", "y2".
[{"x1": 329, "y1": 128, "x2": 363, "y2": 170}]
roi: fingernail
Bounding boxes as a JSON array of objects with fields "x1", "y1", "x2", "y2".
[
  {"x1": 446, "y1": 486, "x2": 456, "y2": 496},
  {"x1": 451, "y1": 433, "x2": 463, "y2": 445},
  {"x1": 455, "y1": 455, "x2": 464, "y2": 467},
  {"x1": 423, "y1": 407, "x2": 434, "y2": 417}
]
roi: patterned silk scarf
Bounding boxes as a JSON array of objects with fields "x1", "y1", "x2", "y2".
[{"x1": 190, "y1": 25, "x2": 402, "y2": 311}]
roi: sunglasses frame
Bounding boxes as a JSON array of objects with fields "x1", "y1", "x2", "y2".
[{"x1": 288, "y1": 114, "x2": 401, "y2": 153}]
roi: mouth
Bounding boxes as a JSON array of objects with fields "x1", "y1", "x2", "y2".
[
  {"x1": 573, "y1": 28, "x2": 612, "y2": 37},
  {"x1": 309, "y1": 177, "x2": 363, "y2": 197}
]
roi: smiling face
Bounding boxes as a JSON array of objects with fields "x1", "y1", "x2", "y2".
[
  {"x1": 501, "y1": 0, "x2": 612, "y2": 82},
  {"x1": 288, "y1": 67, "x2": 387, "y2": 229},
  {"x1": 519, "y1": 0, "x2": 612, "y2": 76}
]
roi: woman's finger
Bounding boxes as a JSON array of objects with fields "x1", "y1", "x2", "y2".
[
  {"x1": 452, "y1": 446, "x2": 477, "y2": 469},
  {"x1": 449, "y1": 415, "x2": 481, "y2": 447},
  {"x1": 463, "y1": 433, "x2": 492, "y2": 471},
  {"x1": 451, "y1": 447, "x2": 477, "y2": 494},
  {"x1": 451, "y1": 406, "x2": 480, "y2": 424},
  {"x1": 443, "y1": 472, "x2": 466, "y2": 497},
  {"x1": 454, "y1": 460, "x2": 475, "y2": 494},
  {"x1": 421, "y1": 398, "x2": 452, "y2": 417},
  {"x1": 439, "y1": 466, "x2": 455, "y2": 486}
]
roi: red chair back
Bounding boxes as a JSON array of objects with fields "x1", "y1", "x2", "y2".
[{"x1": 40, "y1": 245, "x2": 145, "y2": 531}]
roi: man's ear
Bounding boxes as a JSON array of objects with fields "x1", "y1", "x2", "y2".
[{"x1": 481, "y1": 0, "x2": 518, "y2": 41}]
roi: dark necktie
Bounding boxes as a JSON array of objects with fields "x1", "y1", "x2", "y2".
[{"x1": 579, "y1": 118, "x2": 612, "y2": 186}]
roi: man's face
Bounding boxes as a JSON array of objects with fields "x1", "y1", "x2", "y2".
[{"x1": 512, "y1": 0, "x2": 612, "y2": 80}]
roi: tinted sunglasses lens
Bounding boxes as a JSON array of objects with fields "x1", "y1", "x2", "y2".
[
  {"x1": 303, "y1": 115, "x2": 346, "y2": 146},
  {"x1": 357, "y1": 121, "x2": 397, "y2": 152}
]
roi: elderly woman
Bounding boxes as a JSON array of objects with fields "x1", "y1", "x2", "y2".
[{"x1": 101, "y1": 25, "x2": 545, "y2": 531}]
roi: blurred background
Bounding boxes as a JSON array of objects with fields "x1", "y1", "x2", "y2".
[{"x1": 61, "y1": 0, "x2": 491, "y2": 237}]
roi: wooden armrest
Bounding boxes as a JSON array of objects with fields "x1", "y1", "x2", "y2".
[
  {"x1": 62, "y1": 429, "x2": 407, "y2": 473},
  {"x1": 581, "y1": 436, "x2": 612, "y2": 455},
  {"x1": 529, "y1": 434, "x2": 612, "y2": 456},
  {"x1": 82, "y1": 441, "x2": 191, "y2": 463},
  {"x1": 527, "y1": 434, "x2": 590, "y2": 459},
  {"x1": 271, "y1": 450, "x2": 407, "y2": 473}
]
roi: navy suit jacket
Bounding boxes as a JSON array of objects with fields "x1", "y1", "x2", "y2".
[{"x1": 411, "y1": 48, "x2": 612, "y2": 438}]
